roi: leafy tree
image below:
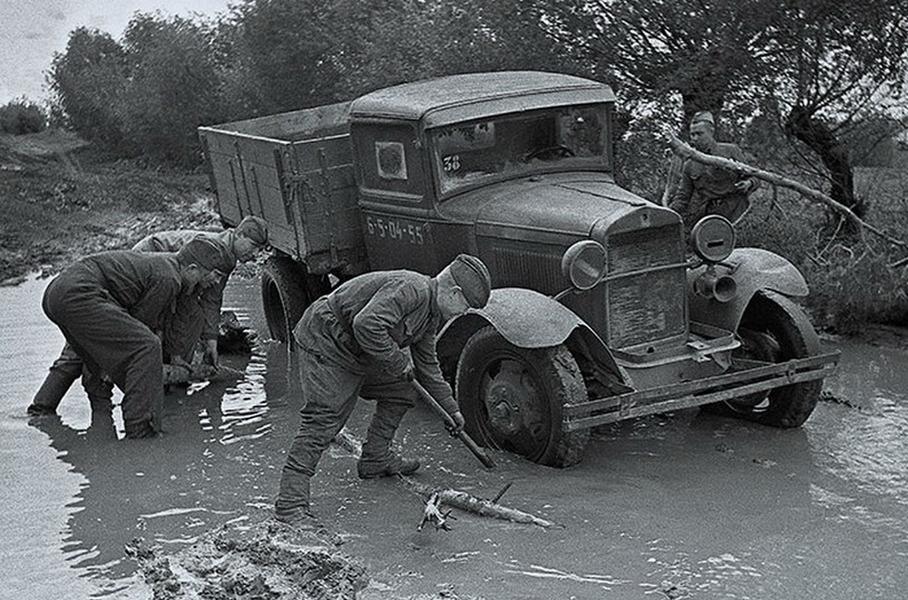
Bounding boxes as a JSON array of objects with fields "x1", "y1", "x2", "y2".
[
  {"x1": 228, "y1": 0, "x2": 353, "y2": 112},
  {"x1": 47, "y1": 27, "x2": 128, "y2": 146},
  {"x1": 118, "y1": 13, "x2": 225, "y2": 165},
  {"x1": 539, "y1": 0, "x2": 778, "y2": 127},
  {"x1": 330, "y1": 0, "x2": 574, "y2": 98},
  {"x1": 769, "y1": 0, "x2": 908, "y2": 215}
]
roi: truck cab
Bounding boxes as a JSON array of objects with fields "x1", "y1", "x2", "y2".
[{"x1": 200, "y1": 71, "x2": 839, "y2": 468}]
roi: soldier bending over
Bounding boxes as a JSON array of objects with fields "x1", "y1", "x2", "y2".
[
  {"x1": 275, "y1": 255, "x2": 492, "y2": 525},
  {"x1": 35, "y1": 239, "x2": 224, "y2": 437}
]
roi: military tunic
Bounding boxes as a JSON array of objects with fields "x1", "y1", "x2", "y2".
[
  {"x1": 133, "y1": 230, "x2": 238, "y2": 342},
  {"x1": 276, "y1": 270, "x2": 458, "y2": 514},
  {"x1": 669, "y1": 142, "x2": 758, "y2": 225},
  {"x1": 40, "y1": 251, "x2": 183, "y2": 434}
]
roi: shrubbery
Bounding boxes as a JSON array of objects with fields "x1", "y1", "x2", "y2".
[
  {"x1": 0, "y1": 98, "x2": 46, "y2": 134},
  {"x1": 737, "y1": 179, "x2": 908, "y2": 334}
]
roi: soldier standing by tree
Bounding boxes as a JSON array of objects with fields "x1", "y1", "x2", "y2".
[
  {"x1": 669, "y1": 111, "x2": 759, "y2": 226},
  {"x1": 275, "y1": 255, "x2": 492, "y2": 526}
]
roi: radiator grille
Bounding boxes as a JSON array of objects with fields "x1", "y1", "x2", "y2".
[
  {"x1": 607, "y1": 269, "x2": 687, "y2": 347},
  {"x1": 607, "y1": 225, "x2": 683, "y2": 274},
  {"x1": 605, "y1": 224, "x2": 686, "y2": 348}
]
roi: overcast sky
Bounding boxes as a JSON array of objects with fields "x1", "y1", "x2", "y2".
[{"x1": 0, "y1": 0, "x2": 232, "y2": 104}]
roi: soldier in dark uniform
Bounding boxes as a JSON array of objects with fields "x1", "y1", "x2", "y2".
[
  {"x1": 27, "y1": 217, "x2": 268, "y2": 416},
  {"x1": 133, "y1": 216, "x2": 269, "y2": 367},
  {"x1": 275, "y1": 255, "x2": 492, "y2": 525},
  {"x1": 36, "y1": 238, "x2": 225, "y2": 438},
  {"x1": 669, "y1": 111, "x2": 759, "y2": 226}
]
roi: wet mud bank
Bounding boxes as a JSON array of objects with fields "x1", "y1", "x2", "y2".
[
  {"x1": 0, "y1": 131, "x2": 218, "y2": 284},
  {"x1": 129, "y1": 517, "x2": 368, "y2": 600}
]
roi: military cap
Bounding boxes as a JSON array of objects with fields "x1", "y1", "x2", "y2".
[
  {"x1": 449, "y1": 254, "x2": 491, "y2": 309},
  {"x1": 691, "y1": 111, "x2": 715, "y2": 127},
  {"x1": 177, "y1": 237, "x2": 232, "y2": 272},
  {"x1": 235, "y1": 216, "x2": 269, "y2": 246}
]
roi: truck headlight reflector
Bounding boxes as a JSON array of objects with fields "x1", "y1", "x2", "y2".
[
  {"x1": 561, "y1": 240, "x2": 607, "y2": 290},
  {"x1": 691, "y1": 215, "x2": 735, "y2": 263}
]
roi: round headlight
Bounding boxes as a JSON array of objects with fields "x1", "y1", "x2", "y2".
[
  {"x1": 561, "y1": 240, "x2": 607, "y2": 290},
  {"x1": 691, "y1": 215, "x2": 736, "y2": 263}
]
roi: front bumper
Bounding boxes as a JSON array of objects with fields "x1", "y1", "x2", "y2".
[{"x1": 563, "y1": 351, "x2": 840, "y2": 431}]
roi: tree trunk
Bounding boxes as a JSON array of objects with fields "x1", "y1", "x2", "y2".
[{"x1": 784, "y1": 106, "x2": 863, "y2": 218}]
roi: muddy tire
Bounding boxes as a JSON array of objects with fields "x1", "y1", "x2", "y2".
[
  {"x1": 703, "y1": 291, "x2": 822, "y2": 427},
  {"x1": 261, "y1": 255, "x2": 328, "y2": 345},
  {"x1": 455, "y1": 326, "x2": 590, "y2": 467}
]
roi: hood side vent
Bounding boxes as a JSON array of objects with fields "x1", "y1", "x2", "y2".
[{"x1": 492, "y1": 241, "x2": 564, "y2": 296}]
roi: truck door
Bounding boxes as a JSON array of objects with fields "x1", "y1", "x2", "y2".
[{"x1": 352, "y1": 123, "x2": 441, "y2": 275}]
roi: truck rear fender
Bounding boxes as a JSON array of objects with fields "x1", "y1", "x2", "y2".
[
  {"x1": 688, "y1": 247, "x2": 809, "y2": 332},
  {"x1": 437, "y1": 288, "x2": 628, "y2": 385}
]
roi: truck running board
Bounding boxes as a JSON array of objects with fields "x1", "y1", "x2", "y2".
[{"x1": 563, "y1": 352, "x2": 840, "y2": 431}]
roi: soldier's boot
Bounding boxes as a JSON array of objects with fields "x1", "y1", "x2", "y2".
[
  {"x1": 28, "y1": 345, "x2": 84, "y2": 416},
  {"x1": 357, "y1": 402, "x2": 420, "y2": 479},
  {"x1": 274, "y1": 469, "x2": 318, "y2": 529},
  {"x1": 28, "y1": 370, "x2": 76, "y2": 416}
]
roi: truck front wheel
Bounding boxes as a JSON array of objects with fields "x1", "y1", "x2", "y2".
[
  {"x1": 261, "y1": 255, "x2": 328, "y2": 345},
  {"x1": 455, "y1": 326, "x2": 590, "y2": 468},
  {"x1": 704, "y1": 291, "x2": 822, "y2": 427}
]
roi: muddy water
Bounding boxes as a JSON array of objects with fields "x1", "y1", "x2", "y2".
[{"x1": 1, "y1": 276, "x2": 906, "y2": 599}]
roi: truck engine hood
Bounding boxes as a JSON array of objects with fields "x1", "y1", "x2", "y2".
[{"x1": 443, "y1": 175, "x2": 659, "y2": 238}]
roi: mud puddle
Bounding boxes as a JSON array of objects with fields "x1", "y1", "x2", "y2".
[{"x1": 1, "y1": 276, "x2": 906, "y2": 599}]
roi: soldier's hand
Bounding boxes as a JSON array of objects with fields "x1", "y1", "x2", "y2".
[
  {"x1": 402, "y1": 367, "x2": 416, "y2": 382},
  {"x1": 734, "y1": 180, "x2": 751, "y2": 193},
  {"x1": 204, "y1": 339, "x2": 219, "y2": 367},
  {"x1": 447, "y1": 411, "x2": 465, "y2": 437}
]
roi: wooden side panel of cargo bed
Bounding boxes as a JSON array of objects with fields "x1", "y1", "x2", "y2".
[
  {"x1": 203, "y1": 132, "x2": 300, "y2": 256},
  {"x1": 286, "y1": 134, "x2": 363, "y2": 262}
]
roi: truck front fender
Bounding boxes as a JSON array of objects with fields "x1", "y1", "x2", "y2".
[
  {"x1": 437, "y1": 288, "x2": 627, "y2": 384},
  {"x1": 688, "y1": 247, "x2": 809, "y2": 332}
]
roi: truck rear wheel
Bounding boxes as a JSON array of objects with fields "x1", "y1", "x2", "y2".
[
  {"x1": 261, "y1": 255, "x2": 328, "y2": 345},
  {"x1": 455, "y1": 326, "x2": 590, "y2": 468},
  {"x1": 704, "y1": 291, "x2": 822, "y2": 427}
]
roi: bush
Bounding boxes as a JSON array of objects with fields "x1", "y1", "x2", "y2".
[
  {"x1": 0, "y1": 98, "x2": 47, "y2": 134},
  {"x1": 737, "y1": 180, "x2": 908, "y2": 333}
]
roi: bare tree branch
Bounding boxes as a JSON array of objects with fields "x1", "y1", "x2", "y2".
[{"x1": 668, "y1": 135, "x2": 908, "y2": 258}]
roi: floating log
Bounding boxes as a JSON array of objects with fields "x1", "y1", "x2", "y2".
[{"x1": 332, "y1": 428, "x2": 555, "y2": 529}]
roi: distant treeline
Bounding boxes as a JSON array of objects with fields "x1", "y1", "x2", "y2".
[{"x1": 45, "y1": 1, "x2": 907, "y2": 175}]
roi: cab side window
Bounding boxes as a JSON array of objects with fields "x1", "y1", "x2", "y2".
[{"x1": 375, "y1": 141, "x2": 408, "y2": 180}]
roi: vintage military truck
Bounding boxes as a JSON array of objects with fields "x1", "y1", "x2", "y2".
[{"x1": 199, "y1": 71, "x2": 839, "y2": 467}]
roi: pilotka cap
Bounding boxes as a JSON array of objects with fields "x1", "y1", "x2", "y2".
[
  {"x1": 449, "y1": 254, "x2": 491, "y2": 309},
  {"x1": 177, "y1": 237, "x2": 232, "y2": 272},
  {"x1": 235, "y1": 216, "x2": 269, "y2": 246},
  {"x1": 691, "y1": 111, "x2": 715, "y2": 126}
]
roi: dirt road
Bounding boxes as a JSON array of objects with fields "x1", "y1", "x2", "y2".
[{"x1": 2, "y1": 277, "x2": 906, "y2": 599}]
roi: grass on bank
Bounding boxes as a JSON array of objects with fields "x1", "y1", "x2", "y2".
[{"x1": 737, "y1": 152, "x2": 908, "y2": 334}]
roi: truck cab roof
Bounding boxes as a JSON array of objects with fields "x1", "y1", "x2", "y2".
[{"x1": 350, "y1": 71, "x2": 615, "y2": 127}]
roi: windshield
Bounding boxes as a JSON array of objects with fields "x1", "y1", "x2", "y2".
[{"x1": 431, "y1": 104, "x2": 610, "y2": 195}]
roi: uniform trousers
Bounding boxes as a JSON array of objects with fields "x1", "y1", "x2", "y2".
[
  {"x1": 42, "y1": 270, "x2": 164, "y2": 435},
  {"x1": 275, "y1": 298, "x2": 418, "y2": 514}
]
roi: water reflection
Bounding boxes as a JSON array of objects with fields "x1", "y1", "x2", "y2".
[{"x1": 26, "y1": 355, "x2": 274, "y2": 583}]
